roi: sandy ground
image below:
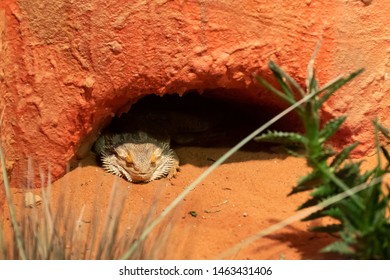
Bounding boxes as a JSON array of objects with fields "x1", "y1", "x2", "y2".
[
  {"x1": 6, "y1": 97, "x2": 388, "y2": 259},
  {"x1": 0, "y1": 94, "x2": 350, "y2": 260},
  {"x1": 2, "y1": 141, "x2": 347, "y2": 260}
]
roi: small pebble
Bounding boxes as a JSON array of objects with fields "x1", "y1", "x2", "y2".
[{"x1": 189, "y1": 211, "x2": 198, "y2": 217}]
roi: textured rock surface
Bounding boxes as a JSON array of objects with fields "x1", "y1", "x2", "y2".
[{"x1": 0, "y1": 0, "x2": 389, "y2": 187}]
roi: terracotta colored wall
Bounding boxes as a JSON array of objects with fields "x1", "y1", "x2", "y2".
[{"x1": 0, "y1": 0, "x2": 389, "y2": 187}]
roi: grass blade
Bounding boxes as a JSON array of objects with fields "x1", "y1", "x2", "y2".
[
  {"x1": 306, "y1": 39, "x2": 321, "y2": 95},
  {"x1": 0, "y1": 143, "x2": 27, "y2": 259}
]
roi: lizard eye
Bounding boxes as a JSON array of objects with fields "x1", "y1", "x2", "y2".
[
  {"x1": 125, "y1": 154, "x2": 133, "y2": 166},
  {"x1": 151, "y1": 154, "x2": 157, "y2": 165}
]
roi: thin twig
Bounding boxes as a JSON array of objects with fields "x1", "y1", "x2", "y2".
[{"x1": 0, "y1": 143, "x2": 27, "y2": 259}]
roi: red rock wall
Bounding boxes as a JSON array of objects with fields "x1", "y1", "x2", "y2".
[{"x1": 0, "y1": 0, "x2": 389, "y2": 187}]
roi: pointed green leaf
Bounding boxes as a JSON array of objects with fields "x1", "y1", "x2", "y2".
[
  {"x1": 301, "y1": 209, "x2": 324, "y2": 221},
  {"x1": 312, "y1": 158, "x2": 365, "y2": 208},
  {"x1": 268, "y1": 61, "x2": 297, "y2": 102},
  {"x1": 360, "y1": 169, "x2": 375, "y2": 184},
  {"x1": 289, "y1": 171, "x2": 322, "y2": 196},
  {"x1": 376, "y1": 122, "x2": 390, "y2": 140},
  {"x1": 338, "y1": 199, "x2": 366, "y2": 228},
  {"x1": 255, "y1": 131, "x2": 307, "y2": 146},
  {"x1": 297, "y1": 197, "x2": 320, "y2": 210},
  {"x1": 297, "y1": 170, "x2": 321, "y2": 186},
  {"x1": 303, "y1": 209, "x2": 324, "y2": 221},
  {"x1": 318, "y1": 68, "x2": 364, "y2": 106},
  {"x1": 334, "y1": 161, "x2": 362, "y2": 187},
  {"x1": 302, "y1": 207, "x2": 342, "y2": 222},
  {"x1": 285, "y1": 148, "x2": 306, "y2": 158},
  {"x1": 322, "y1": 207, "x2": 343, "y2": 220},
  {"x1": 289, "y1": 184, "x2": 317, "y2": 196},
  {"x1": 339, "y1": 230, "x2": 358, "y2": 244},
  {"x1": 306, "y1": 39, "x2": 321, "y2": 93},
  {"x1": 330, "y1": 142, "x2": 359, "y2": 168},
  {"x1": 253, "y1": 74, "x2": 296, "y2": 106},
  {"x1": 315, "y1": 146, "x2": 336, "y2": 162},
  {"x1": 308, "y1": 74, "x2": 318, "y2": 97},
  {"x1": 321, "y1": 241, "x2": 355, "y2": 255},
  {"x1": 319, "y1": 116, "x2": 347, "y2": 144},
  {"x1": 311, "y1": 185, "x2": 335, "y2": 198},
  {"x1": 269, "y1": 60, "x2": 306, "y2": 98},
  {"x1": 381, "y1": 146, "x2": 390, "y2": 165},
  {"x1": 310, "y1": 223, "x2": 343, "y2": 233}
]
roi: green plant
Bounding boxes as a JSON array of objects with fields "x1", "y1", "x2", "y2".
[
  {"x1": 2, "y1": 41, "x2": 389, "y2": 259},
  {"x1": 254, "y1": 42, "x2": 390, "y2": 259}
]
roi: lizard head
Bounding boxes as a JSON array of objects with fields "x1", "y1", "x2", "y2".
[
  {"x1": 98, "y1": 131, "x2": 176, "y2": 183},
  {"x1": 114, "y1": 142, "x2": 170, "y2": 183}
]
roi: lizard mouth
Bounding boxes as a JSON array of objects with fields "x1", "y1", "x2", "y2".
[{"x1": 130, "y1": 172, "x2": 152, "y2": 182}]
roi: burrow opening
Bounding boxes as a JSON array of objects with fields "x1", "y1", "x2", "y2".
[{"x1": 93, "y1": 89, "x2": 301, "y2": 167}]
